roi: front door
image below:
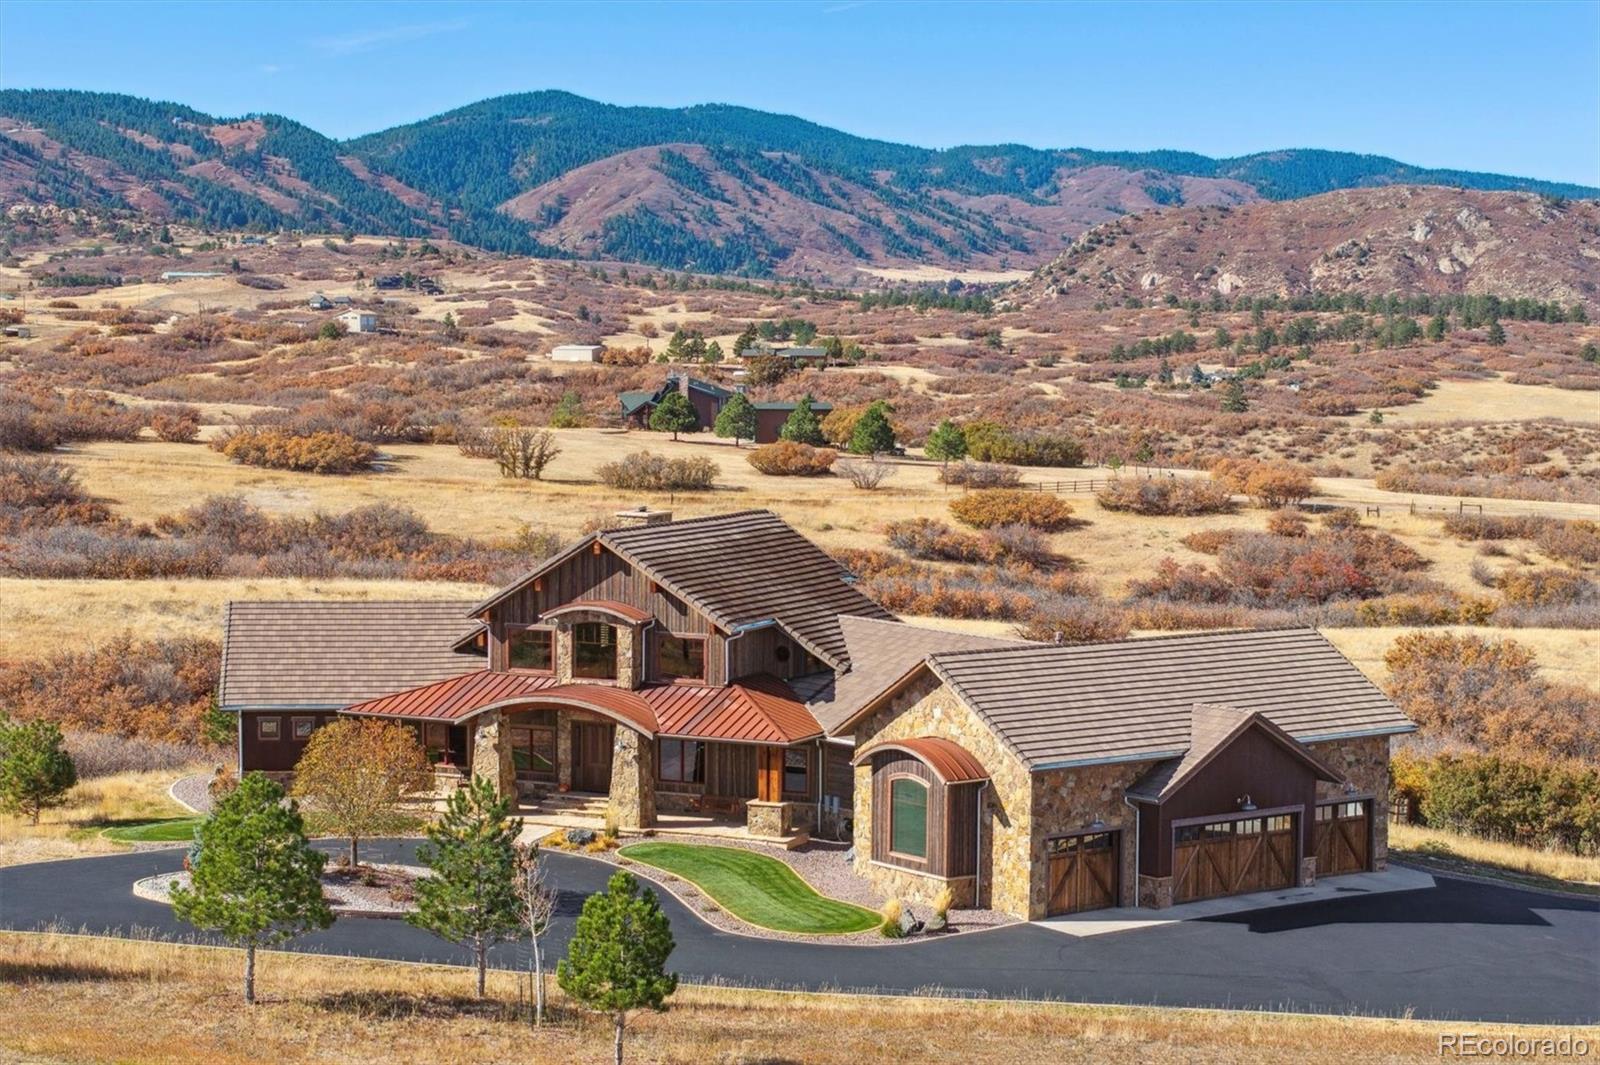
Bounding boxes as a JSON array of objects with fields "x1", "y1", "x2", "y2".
[
  {"x1": 1046, "y1": 831, "x2": 1120, "y2": 915},
  {"x1": 1313, "y1": 800, "x2": 1371, "y2": 877},
  {"x1": 571, "y1": 722, "x2": 615, "y2": 793}
]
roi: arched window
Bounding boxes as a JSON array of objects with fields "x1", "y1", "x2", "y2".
[{"x1": 889, "y1": 776, "x2": 929, "y2": 859}]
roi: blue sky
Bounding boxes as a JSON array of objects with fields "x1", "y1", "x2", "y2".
[{"x1": 2, "y1": 0, "x2": 1597, "y2": 185}]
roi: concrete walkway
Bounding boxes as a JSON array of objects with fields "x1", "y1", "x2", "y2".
[{"x1": 1036, "y1": 866, "x2": 1436, "y2": 937}]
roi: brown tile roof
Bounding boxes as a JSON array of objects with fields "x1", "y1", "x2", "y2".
[
  {"x1": 853, "y1": 736, "x2": 990, "y2": 783},
  {"x1": 219, "y1": 601, "x2": 483, "y2": 710},
  {"x1": 797, "y1": 615, "x2": 1030, "y2": 733},
  {"x1": 342, "y1": 671, "x2": 821, "y2": 746},
  {"x1": 921, "y1": 628, "x2": 1413, "y2": 770},
  {"x1": 472, "y1": 511, "x2": 894, "y2": 670},
  {"x1": 1125, "y1": 703, "x2": 1345, "y2": 802}
]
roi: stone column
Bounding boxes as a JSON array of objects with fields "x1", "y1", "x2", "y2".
[
  {"x1": 555, "y1": 713, "x2": 573, "y2": 791},
  {"x1": 615, "y1": 625, "x2": 638, "y2": 689},
  {"x1": 470, "y1": 710, "x2": 517, "y2": 799},
  {"x1": 606, "y1": 727, "x2": 655, "y2": 829},
  {"x1": 554, "y1": 624, "x2": 574, "y2": 684}
]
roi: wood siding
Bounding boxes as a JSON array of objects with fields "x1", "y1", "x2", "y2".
[
  {"x1": 238, "y1": 710, "x2": 338, "y2": 773},
  {"x1": 868, "y1": 750, "x2": 971, "y2": 878}
]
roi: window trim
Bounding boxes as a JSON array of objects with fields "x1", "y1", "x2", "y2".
[
  {"x1": 655, "y1": 633, "x2": 707, "y2": 684},
  {"x1": 886, "y1": 772, "x2": 930, "y2": 862},
  {"x1": 656, "y1": 738, "x2": 706, "y2": 785},
  {"x1": 256, "y1": 716, "x2": 281, "y2": 742},
  {"x1": 506, "y1": 626, "x2": 556, "y2": 674},
  {"x1": 291, "y1": 716, "x2": 316, "y2": 742}
]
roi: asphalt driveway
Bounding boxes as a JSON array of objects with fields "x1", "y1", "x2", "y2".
[{"x1": 2, "y1": 840, "x2": 1594, "y2": 1025}]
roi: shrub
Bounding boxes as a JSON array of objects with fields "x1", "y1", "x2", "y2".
[
  {"x1": 0, "y1": 454, "x2": 113, "y2": 533},
  {"x1": 965, "y1": 421, "x2": 1084, "y2": 467},
  {"x1": 1178, "y1": 528, "x2": 1239, "y2": 554},
  {"x1": 490, "y1": 427, "x2": 561, "y2": 480},
  {"x1": 1095, "y1": 477, "x2": 1233, "y2": 516},
  {"x1": 64, "y1": 731, "x2": 223, "y2": 779},
  {"x1": 839, "y1": 455, "x2": 896, "y2": 490},
  {"x1": 950, "y1": 489, "x2": 1076, "y2": 531},
  {"x1": 940, "y1": 460, "x2": 1022, "y2": 489},
  {"x1": 596, "y1": 450, "x2": 716, "y2": 492},
  {"x1": 746, "y1": 440, "x2": 836, "y2": 476},
  {"x1": 1497, "y1": 568, "x2": 1593, "y2": 607},
  {"x1": 1413, "y1": 752, "x2": 1600, "y2": 855},
  {"x1": 884, "y1": 518, "x2": 1057, "y2": 568},
  {"x1": 879, "y1": 898, "x2": 904, "y2": 938},
  {"x1": 1266, "y1": 509, "x2": 1309, "y2": 537},
  {"x1": 214, "y1": 427, "x2": 377, "y2": 474},
  {"x1": 1014, "y1": 598, "x2": 1131, "y2": 643},
  {"x1": 1321, "y1": 507, "x2": 1363, "y2": 531},
  {"x1": 148, "y1": 404, "x2": 202, "y2": 443}
]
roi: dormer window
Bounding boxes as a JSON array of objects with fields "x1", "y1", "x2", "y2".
[
  {"x1": 573, "y1": 622, "x2": 619, "y2": 680},
  {"x1": 508, "y1": 628, "x2": 554, "y2": 672}
]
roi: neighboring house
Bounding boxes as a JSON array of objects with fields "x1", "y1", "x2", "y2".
[
  {"x1": 221, "y1": 510, "x2": 1412, "y2": 920},
  {"x1": 373, "y1": 274, "x2": 404, "y2": 290},
  {"x1": 618, "y1": 374, "x2": 832, "y2": 443},
  {"x1": 337, "y1": 310, "x2": 378, "y2": 334},
  {"x1": 739, "y1": 343, "x2": 829, "y2": 368},
  {"x1": 550, "y1": 344, "x2": 603, "y2": 363},
  {"x1": 307, "y1": 293, "x2": 333, "y2": 311},
  {"x1": 331, "y1": 294, "x2": 353, "y2": 306},
  {"x1": 2, "y1": 325, "x2": 32, "y2": 338},
  {"x1": 160, "y1": 271, "x2": 225, "y2": 281}
]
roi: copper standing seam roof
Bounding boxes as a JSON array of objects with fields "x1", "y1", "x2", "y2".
[
  {"x1": 852, "y1": 736, "x2": 990, "y2": 784},
  {"x1": 540, "y1": 599, "x2": 655, "y2": 624},
  {"x1": 219, "y1": 601, "x2": 484, "y2": 709},
  {"x1": 468, "y1": 510, "x2": 895, "y2": 670},
  {"x1": 341, "y1": 670, "x2": 821, "y2": 746},
  {"x1": 1125, "y1": 703, "x2": 1346, "y2": 803}
]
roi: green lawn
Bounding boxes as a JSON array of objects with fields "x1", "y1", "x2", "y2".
[
  {"x1": 101, "y1": 817, "x2": 204, "y2": 843},
  {"x1": 618, "y1": 842, "x2": 881, "y2": 934}
]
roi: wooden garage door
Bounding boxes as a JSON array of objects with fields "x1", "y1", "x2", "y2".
[
  {"x1": 1046, "y1": 831, "x2": 1119, "y2": 915},
  {"x1": 1313, "y1": 800, "x2": 1370, "y2": 877},
  {"x1": 1173, "y1": 814, "x2": 1296, "y2": 903}
]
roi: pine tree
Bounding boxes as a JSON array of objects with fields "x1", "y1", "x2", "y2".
[
  {"x1": 712, "y1": 392, "x2": 757, "y2": 445},
  {"x1": 1220, "y1": 380, "x2": 1248, "y2": 413},
  {"x1": 779, "y1": 394, "x2": 826, "y2": 446},
  {"x1": 409, "y1": 776, "x2": 524, "y2": 998},
  {"x1": 1426, "y1": 314, "x2": 1447, "y2": 341},
  {"x1": 558, "y1": 870, "x2": 678, "y2": 1065},
  {"x1": 170, "y1": 773, "x2": 333, "y2": 1004},
  {"x1": 847, "y1": 401, "x2": 896, "y2": 456},
  {"x1": 550, "y1": 391, "x2": 585, "y2": 429},
  {"x1": 0, "y1": 716, "x2": 77, "y2": 825},
  {"x1": 702, "y1": 340, "x2": 724, "y2": 364},
  {"x1": 664, "y1": 329, "x2": 686, "y2": 361},
  {"x1": 924, "y1": 419, "x2": 967, "y2": 475},
  {"x1": 732, "y1": 323, "x2": 758, "y2": 356},
  {"x1": 649, "y1": 391, "x2": 699, "y2": 440},
  {"x1": 1486, "y1": 320, "x2": 1507, "y2": 346}
]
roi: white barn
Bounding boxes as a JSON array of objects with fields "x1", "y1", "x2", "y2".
[
  {"x1": 550, "y1": 344, "x2": 603, "y2": 363},
  {"x1": 337, "y1": 310, "x2": 378, "y2": 334}
]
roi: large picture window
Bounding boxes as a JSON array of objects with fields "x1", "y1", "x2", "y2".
[
  {"x1": 573, "y1": 622, "x2": 618, "y2": 680},
  {"x1": 889, "y1": 776, "x2": 929, "y2": 859},
  {"x1": 656, "y1": 635, "x2": 705, "y2": 682},
  {"x1": 508, "y1": 628, "x2": 553, "y2": 672},
  {"x1": 657, "y1": 739, "x2": 705, "y2": 784}
]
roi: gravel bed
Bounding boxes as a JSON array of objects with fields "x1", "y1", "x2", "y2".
[
  {"x1": 168, "y1": 774, "x2": 216, "y2": 815},
  {"x1": 134, "y1": 863, "x2": 427, "y2": 916},
  {"x1": 541, "y1": 830, "x2": 1015, "y2": 945}
]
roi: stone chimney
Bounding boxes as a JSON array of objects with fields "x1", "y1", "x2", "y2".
[{"x1": 613, "y1": 506, "x2": 673, "y2": 528}]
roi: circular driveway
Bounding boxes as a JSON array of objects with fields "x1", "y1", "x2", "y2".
[{"x1": 2, "y1": 840, "x2": 1594, "y2": 1025}]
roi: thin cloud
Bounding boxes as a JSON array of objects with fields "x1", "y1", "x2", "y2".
[
  {"x1": 310, "y1": 19, "x2": 470, "y2": 57},
  {"x1": 259, "y1": 63, "x2": 282, "y2": 75},
  {"x1": 821, "y1": 1, "x2": 868, "y2": 12}
]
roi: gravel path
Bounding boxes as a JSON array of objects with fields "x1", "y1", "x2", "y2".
[
  {"x1": 135, "y1": 862, "x2": 428, "y2": 916},
  {"x1": 168, "y1": 774, "x2": 216, "y2": 814}
]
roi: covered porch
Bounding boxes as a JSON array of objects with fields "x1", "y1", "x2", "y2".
[{"x1": 341, "y1": 670, "x2": 839, "y2": 847}]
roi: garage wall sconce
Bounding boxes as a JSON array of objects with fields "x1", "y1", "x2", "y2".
[{"x1": 1236, "y1": 794, "x2": 1256, "y2": 811}]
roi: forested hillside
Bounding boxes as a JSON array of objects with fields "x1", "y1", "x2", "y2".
[{"x1": 3, "y1": 88, "x2": 1594, "y2": 279}]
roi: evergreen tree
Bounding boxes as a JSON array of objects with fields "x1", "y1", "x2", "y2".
[
  {"x1": 558, "y1": 870, "x2": 678, "y2": 1065},
  {"x1": 779, "y1": 394, "x2": 826, "y2": 446},
  {"x1": 1220, "y1": 380, "x2": 1249, "y2": 413},
  {"x1": 847, "y1": 401, "x2": 896, "y2": 456},
  {"x1": 732, "y1": 323, "x2": 759, "y2": 356},
  {"x1": 0, "y1": 716, "x2": 77, "y2": 825},
  {"x1": 1581, "y1": 342, "x2": 1600, "y2": 365},
  {"x1": 409, "y1": 776, "x2": 524, "y2": 998},
  {"x1": 664, "y1": 329, "x2": 686, "y2": 361},
  {"x1": 550, "y1": 391, "x2": 585, "y2": 429},
  {"x1": 170, "y1": 773, "x2": 333, "y2": 1004},
  {"x1": 1425, "y1": 314, "x2": 1448, "y2": 341},
  {"x1": 1486, "y1": 320, "x2": 1507, "y2": 346},
  {"x1": 1369, "y1": 409, "x2": 1385, "y2": 426},
  {"x1": 823, "y1": 334, "x2": 845, "y2": 362},
  {"x1": 1157, "y1": 357, "x2": 1174, "y2": 385},
  {"x1": 648, "y1": 391, "x2": 699, "y2": 440},
  {"x1": 924, "y1": 419, "x2": 967, "y2": 474},
  {"x1": 702, "y1": 339, "x2": 723, "y2": 364},
  {"x1": 712, "y1": 392, "x2": 757, "y2": 445}
]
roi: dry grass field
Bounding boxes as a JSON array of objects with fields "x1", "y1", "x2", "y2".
[
  {"x1": 1389, "y1": 823, "x2": 1600, "y2": 893},
  {"x1": 0, "y1": 932, "x2": 1578, "y2": 1065},
  {"x1": 0, "y1": 768, "x2": 200, "y2": 868},
  {"x1": 1359, "y1": 375, "x2": 1600, "y2": 426}
]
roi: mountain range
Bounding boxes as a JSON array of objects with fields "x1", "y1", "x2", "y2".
[{"x1": 2, "y1": 88, "x2": 1594, "y2": 280}]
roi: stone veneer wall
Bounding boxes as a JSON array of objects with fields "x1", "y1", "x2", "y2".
[
  {"x1": 552, "y1": 613, "x2": 638, "y2": 689},
  {"x1": 852, "y1": 673, "x2": 1034, "y2": 919},
  {"x1": 1308, "y1": 733, "x2": 1392, "y2": 870},
  {"x1": 1028, "y1": 761, "x2": 1148, "y2": 916}
]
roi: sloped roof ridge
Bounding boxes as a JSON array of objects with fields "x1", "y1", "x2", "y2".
[{"x1": 927, "y1": 624, "x2": 1317, "y2": 660}]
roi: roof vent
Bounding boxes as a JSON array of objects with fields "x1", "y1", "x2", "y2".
[{"x1": 613, "y1": 506, "x2": 673, "y2": 527}]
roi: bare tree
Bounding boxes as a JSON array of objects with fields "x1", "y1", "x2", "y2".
[
  {"x1": 494, "y1": 427, "x2": 562, "y2": 480},
  {"x1": 515, "y1": 843, "x2": 559, "y2": 1027},
  {"x1": 839, "y1": 455, "x2": 897, "y2": 491}
]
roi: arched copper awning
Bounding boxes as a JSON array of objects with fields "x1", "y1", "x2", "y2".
[
  {"x1": 539, "y1": 600, "x2": 654, "y2": 624},
  {"x1": 852, "y1": 736, "x2": 990, "y2": 784}
]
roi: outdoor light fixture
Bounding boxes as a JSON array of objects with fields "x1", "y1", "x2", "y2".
[
  {"x1": 1343, "y1": 781, "x2": 1358, "y2": 795},
  {"x1": 1237, "y1": 794, "x2": 1256, "y2": 811},
  {"x1": 1089, "y1": 818, "x2": 1105, "y2": 830}
]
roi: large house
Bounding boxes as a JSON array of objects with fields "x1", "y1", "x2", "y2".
[
  {"x1": 220, "y1": 510, "x2": 1411, "y2": 920},
  {"x1": 618, "y1": 375, "x2": 832, "y2": 443}
]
